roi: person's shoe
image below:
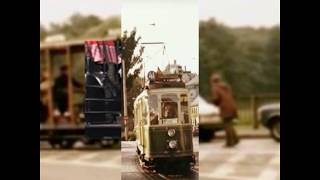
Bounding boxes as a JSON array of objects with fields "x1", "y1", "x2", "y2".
[
  {"x1": 223, "y1": 143, "x2": 234, "y2": 148},
  {"x1": 234, "y1": 139, "x2": 240, "y2": 146}
]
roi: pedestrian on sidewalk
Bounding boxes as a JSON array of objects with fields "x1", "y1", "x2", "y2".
[{"x1": 210, "y1": 73, "x2": 240, "y2": 147}]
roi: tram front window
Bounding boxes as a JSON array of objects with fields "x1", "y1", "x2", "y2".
[
  {"x1": 149, "y1": 95, "x2": 159, "y2": 125},
  {"x1": 161, "y1": 94, "x2": 178, "y2": 124},
  {"x1": 180, "y1": 94, "x2": 189, "y2": 123}
]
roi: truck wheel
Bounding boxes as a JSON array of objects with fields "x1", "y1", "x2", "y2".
[
  {"x1": 99, "y1": 140, "x2": 112, "y2": 148},
  {"x1": 270, "y1": 119, "x2": 280, "y2": 142},
  {"x1": 60, "y1": 140, "x2": 75, "y2": 149},
  {"x1": 49, "y1": 140, "x2": 59, "y2": 148},
  {"x1": 199, "y1": 129, "x2": 214, "y2": 142},
  {"x1": 112, "y1": 139, "x2": 120, "y2": 147}
]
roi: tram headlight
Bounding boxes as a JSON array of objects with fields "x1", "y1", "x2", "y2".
[
  {"x1": 168, "y1": 129, "x2": 176, "y2": 137},
  {"x1": 168, "y1": 140, "x2": 177, "y2": 149}
]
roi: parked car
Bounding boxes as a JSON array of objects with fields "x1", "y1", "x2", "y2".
[
  {"x1": 198, "y1": 96, "x2": 223, "y2": 141},
  {"x1": 258, "y1": 103, "x2": 280, "y2": 142}
]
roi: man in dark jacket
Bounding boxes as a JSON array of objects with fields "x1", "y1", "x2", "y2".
[
  {"x1": 210, "y1": 73, "x2": 239, "y2": 147},
  {"x1": 53, "y1": 65, "x2": 83, "y2": 117}
]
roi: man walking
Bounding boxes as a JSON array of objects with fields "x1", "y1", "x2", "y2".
[{"x1": 210, "y1": 73, "x2": 239, "y2": 147}]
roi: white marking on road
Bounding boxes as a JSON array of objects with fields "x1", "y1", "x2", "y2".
[
  {"x1": 258, "y1": 167, "x2": 279, "y2": 180},
  {"x1": 257, "y1": 154, "x2": 280, "y2": 180},
  {"x1": 40, "y1": 158, "x2": 121, "y2": 169},
  {"x1": 269, "y1": 155, "x2": 280, "y2": 165},
  {"x1": 227, "y1": 153, "x2": 246, "y2": 163},
  {"x1": 206, "y1": 153, "x2": 238, "y2": 177},
  {"x1": 198, "y1": 149, "x2": 212, "y2": 161},
  {"x1": 69, "y1": 152, "x2": 101, "y2": 162},
  {"x1": 200, "y1": 173, "x2": 258, "y2": 180}
]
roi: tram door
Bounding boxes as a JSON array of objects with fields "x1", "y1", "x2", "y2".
[{"x1": 141, "y1": 99, "x2": 148, "y2": 149}]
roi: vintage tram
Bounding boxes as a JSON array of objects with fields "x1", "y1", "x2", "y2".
[{"x1": 134, "y1": 71, "x2": 195, "y2": 172}]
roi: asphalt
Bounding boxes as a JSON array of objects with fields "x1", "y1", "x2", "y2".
[{"x1": 214, "y1": 126, "x2": 271, "y2": 139}]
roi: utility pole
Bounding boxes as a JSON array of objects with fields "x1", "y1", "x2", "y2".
[
  {"x1": 122, "y1": 41, "x2": 164, "y2": 140},
  {"x1": 122, "y1": 59, "x2": 128, "y2": 141}
]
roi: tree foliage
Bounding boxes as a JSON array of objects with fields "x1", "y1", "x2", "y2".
[
  {"x1": 40, "y1": 13, "x2": 120, "y2": 41},
  {"x1": 199, "y1": 18, "x2": 280, "y2": 98},
  {"x1": 40, "y1": 24, "x2": 47, "y2": 41},
  {"x1": 120, "y1": 28, "x2": 145, "y2": 116}
]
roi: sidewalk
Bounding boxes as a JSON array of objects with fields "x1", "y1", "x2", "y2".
[{"x1": 215, "y1": 126, "x2": 270, "y2": 139}]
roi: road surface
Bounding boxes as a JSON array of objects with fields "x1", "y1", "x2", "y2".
[
  {"x1": 199, "y1": 139, "x2": 280, "y2": 180},
  {"x1": 40, "y1": 142, "x2": 121, "y2": 180},
  {"x1": 40, "y1": 138, "x2": 279, "y2": 180}
]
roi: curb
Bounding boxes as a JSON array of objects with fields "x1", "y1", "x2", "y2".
[{"x1": 215, "y1": 134, "x2": 271, "y2": 139}]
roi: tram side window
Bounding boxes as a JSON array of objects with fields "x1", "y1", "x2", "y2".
[
  {"x1": 161, "y1": 94, "x2": 178, "y2": 124},
  {"x1": 135, "y1": 103, "x2": 140, "y2": 126},
  {"x1": 134, "y1": 108, "x2": 138, "y2": 127},
  {"x1": 142, "y1": 100, "x2": 148, "y2": 125},
  {"x1": 180, "y1": 94, "x2": 189, "y2": 123},
  {"x1": 149, "y1": 95, "x2": 159, "y2": 125}
]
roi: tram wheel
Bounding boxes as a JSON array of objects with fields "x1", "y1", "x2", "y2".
[
  {"x1": 99, "y1": 140, "x2": 112, "y2": 148},
  {"x1": 178, "y1": 162, "x2": 191, "y2": 174}
]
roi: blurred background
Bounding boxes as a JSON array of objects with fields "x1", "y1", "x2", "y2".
[
  {"x1": 198, "y1": 0, "x2": 280, "y2": 180},
  {"x1": 40, "y1": 0, "x2": 280, "y2": 179},
  {"x1": 40, "y1": 1, "x2": 121, "y2": 180}
]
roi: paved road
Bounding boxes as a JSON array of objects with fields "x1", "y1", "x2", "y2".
[
  {"x1": 40, "y1": 138, "x2": 279, "y2": 180},
  {"x1": 121, "y1": 137, "x2": 199, "y2": 180},
  {"x1": 40, "y1": 142, "x2": 121, "y2": 180},
  {"x1": 199, "y1": 139, "x2": 280, "y2": 180}
]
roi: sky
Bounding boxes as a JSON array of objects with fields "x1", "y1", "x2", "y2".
[
  {"x1": 40, "y1": 0, "x2": 280, "y2": 28},
  {"x1": 40, "y1": 0, "x2": 121, "y2": 27},
  {"x1": 122, "y1": 0, "x2": 199, "y2": 75},
  {"x1": 40, "y1": 0, "x2": 279, "y2": 74}
]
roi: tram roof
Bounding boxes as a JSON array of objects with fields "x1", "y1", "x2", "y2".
[{"x1": 147, "y1": 81, "x2": 186, "y2": 89}]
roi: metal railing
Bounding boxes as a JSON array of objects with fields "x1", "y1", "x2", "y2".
[{"x1": 236, "y1": 94, "x2": 280, "y2": 129}]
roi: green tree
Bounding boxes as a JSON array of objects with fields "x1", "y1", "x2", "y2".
[
  {"x1": 44, "y1": 13, "x2": 121, "y2": 40},
  {"x1": 40, "y1": 24, "x2": 47, "y2": 41},
  {"x1": 199, "y1": 19, "x2": 239, "y2": 98},
  {"x1": 48, "y1": 13, "x2": 103, "y2": 39},
  {"x1": 263, "y1": 26, "x2": 280, "y2": 93},
  {"x1": 199, "y1": 18, "x2": 280, "y2": 98},
  {"x1": 120, "y1": 28, "x2": 145, "y2": 117},
  {"x1": 82, "y1": 16, "x2": 121, "y2": 39}
]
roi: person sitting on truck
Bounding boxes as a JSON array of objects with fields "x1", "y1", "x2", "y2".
[{"x1": 53, "y1": 65, "x2": 83, "y2": 119}]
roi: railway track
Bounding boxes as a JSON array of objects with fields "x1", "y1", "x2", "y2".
[{"x1": 135, "y1": 157, "x2": 198, "y2": 180}]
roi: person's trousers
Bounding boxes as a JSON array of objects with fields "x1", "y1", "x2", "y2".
[
  {"x1": 54, "y1": 95, "x2": 68, "y2": 115},
  {"x1": 223, "y1": 117, "x2": 239, "y2": 146}
]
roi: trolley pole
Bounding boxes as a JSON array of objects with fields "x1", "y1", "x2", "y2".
[{"x1": 122, "y1": 59, "x2": 128, "y2": 141}]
